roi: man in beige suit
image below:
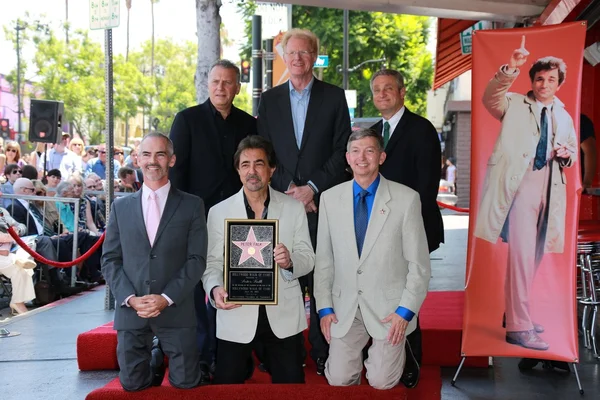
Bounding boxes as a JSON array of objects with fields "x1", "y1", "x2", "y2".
[
  {"x1": 474, "y1": 37, "x2": 577, "y2": 351},
  {"x1": 202, "y1": 135, "x2": 315, "y2": 384},
  {"x1": 314, "y1": 128, "x2": 431, "y2": 390}
]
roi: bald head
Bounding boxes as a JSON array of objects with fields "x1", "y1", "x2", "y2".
[{"x1": 13, "y1": 178, "x2": 35, "y2": 195}]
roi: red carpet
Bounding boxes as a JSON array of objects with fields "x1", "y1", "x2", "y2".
[
  {"x1": 86, "y1": 365, "x2": 441, "y2": 400},
  {"x1": 78, "y1": 291, "x2": 486, "y2": 371}
]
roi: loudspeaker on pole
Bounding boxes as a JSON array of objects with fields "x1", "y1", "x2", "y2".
[{"x1": 28, "y1": 99, "x2": 64, "y2": 143}]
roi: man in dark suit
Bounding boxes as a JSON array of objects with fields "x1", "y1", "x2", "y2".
[
  {"x1": 169, "y1": 59, "x2": 257, "y2": 377},
  {"x1": 370, "y1": 69, "x2": 444, "y2": 388},
  {"x1": 257, "y1": 28, "x2": 352, "y2": 375},
  {"x1": 102, "y1": 132, "x2": 208, "y2": 391}
]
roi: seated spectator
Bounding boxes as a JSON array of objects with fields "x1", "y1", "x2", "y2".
[
  {"x1": 0, "y1": 207, "x2": 36, "y2": 315},
  {"x1": 45, "y1": 169, "x2": 62, "y2": 195},
  {"x1": 118, "y1": 167, "x2": 141, "y2": 191},
  {"x1": 21, "y1": 165, "x2": 39, "y2": 180},
  {"x1": 31, "y1": 180, "x2": 60, "y2": 233},
  {"x1": 4, "y1": 141, "x2": 26, "y2": 168},
  {"x1": 85, "y1": 144, "x2": 121, "y2": 179},
  {"x1": 2, "y1": 164, "x2": 22, "y2": 208},
  {"x1": 55, "y1": 181, "x2": 99, "y2": 235}
]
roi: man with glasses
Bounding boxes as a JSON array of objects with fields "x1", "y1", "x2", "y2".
[
  {"x1": 2, "y1": 164, "x2": 22, "y2": 208},
  {"x1": 86, "y1": 144, "x2": 122, "y2": 179},
  {"x1": 257, "y1": 28, "x2": 352, "y2": 375}
]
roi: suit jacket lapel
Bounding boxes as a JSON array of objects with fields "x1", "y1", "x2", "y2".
[
  {"x1": 153, "y1": 187, "x2": 182, "y2": 245},
  {"x1": 359, "y1": 177, "x2": 391, "y2": 266},
  {"x1": 275, "y1": 83, "x2": 299, "y2": 156},
  {"x1": 339, "y1": 183, "x2": 360, "y2": 261},
  {"x1": 130, "y1": 190, "x2": 150, "y2": 247},
  {"x1": 300, "y1": 79, "x2": 324, "y2": 150},
  {"x1": 267, "y1": 187, "x2": 282, "y2": 221},
  {"x1": 384, "y1": 108, "x2": 411, "y2": 156}
]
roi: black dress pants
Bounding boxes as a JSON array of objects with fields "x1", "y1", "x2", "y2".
[{"x1": 213, "y1": 305, "x2": 304, "y2": 384}]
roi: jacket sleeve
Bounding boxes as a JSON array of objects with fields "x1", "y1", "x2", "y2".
[
  {"x1": 482, "y1": 66, "x2": 519, "y2": 121},
  {"x1": 308, "y1": 88, "x2": 352, "y2": 192},
  {"x1": 162, "y1": 197, "x2": 207, "y2": 304},
  {"x1": 398, "y1": 192, "x2": 431, "y2": 314},
  {"x1": 314, "y1": 191, "x2": 335, "y2": 311},
  {"x1": 202, "y1": 206, "x2": 225, "y2": 308},
  {"x1": 288, "y1": 200, "x2": 315, "y2": 280},
  {"x1": 101, "y1": 201, "x2": 137, "y2": 306},
  {"x1": 169, "y1": 112, "x2": 191, "y2": 193}
]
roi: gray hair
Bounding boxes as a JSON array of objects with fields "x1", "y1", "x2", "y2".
[
  {"x1": 210, "y1": 59, "x2": 241, "y2": 84},
  {"x1": 370, "y1": 69, "x2": 405, "y2": 92},
  {"x1": 347, "y1": 128, "x2": 384, "y2": 152},
  {"x1": 56, "y1": 181, "x2": 74, "y2": 197},
  {"x1": 282, "y1": 28, "x2": 319, "y2": 55},
  {"x1": 139, "y1": 132, "x2": 174, "y2": 157}
]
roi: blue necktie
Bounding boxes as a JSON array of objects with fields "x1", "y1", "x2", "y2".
[
  {"x1": 355, "y1": 190, "x2": 369, "y2": 257},
  {"x1": 533, "y1": 107, "x2": 548, "y2": 171}
]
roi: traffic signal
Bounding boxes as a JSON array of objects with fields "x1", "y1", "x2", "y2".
[
  {"x1": 241, "y1": 60, "x2": 250, "y2": 83},
  {"x1": 0, "y1": 119, "x2": 9, "y2": 139}
]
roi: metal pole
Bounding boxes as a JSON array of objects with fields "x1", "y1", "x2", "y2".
[
  {"x1": 104, "y1": 28, "x2": 115, "y2": 311},
  {"x1": 252, "y1": 15, "x2": 263, "y2": 117},
  {"x1": 342, "y1": 9, "x2": 349, "y2": 90},
  {"x1": 265, "y1": 38, "x2": 273, "y2": 90},
  {"x1": 16, "y1": 22, "x2": 22, "y2": 137}
]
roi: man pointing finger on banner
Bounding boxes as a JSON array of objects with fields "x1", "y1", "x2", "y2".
[{"x1": 474, "y1": 35, "x2": 577, "y2": 351}]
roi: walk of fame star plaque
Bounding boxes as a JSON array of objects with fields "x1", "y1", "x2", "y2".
[{"x1": 224, "y1": 219, "x2": 279, "y2": 305}]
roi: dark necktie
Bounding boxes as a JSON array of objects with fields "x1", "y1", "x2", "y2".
[
  {"x1": 383, "y1": 121, "x2": 391, "y2": 148},
  {"x1": 533, "y1": 107, "x2": 548, "y2": 171},
  {"x1": 354, "y1": 190, "x2": 369, "y2": 257}
]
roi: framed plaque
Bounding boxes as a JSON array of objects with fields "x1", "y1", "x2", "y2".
[{"x1": 224, "y1": 219, "x2": 279, "y2": 305}]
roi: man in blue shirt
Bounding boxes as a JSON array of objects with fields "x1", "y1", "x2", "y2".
[
  {"x1": 314, "y1": 128, "x2": 431, "y2": 389},
  {"x1": 86, "y1": 144, "x2": 121, "y2": 178}
]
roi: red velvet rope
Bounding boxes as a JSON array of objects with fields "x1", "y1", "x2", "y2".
[
  {"x1": 7, "y1": 227, "x2": 105, "y2": 268},
  {"x1": 437, "y1": 201, "x2": 470, "y2": 213}
]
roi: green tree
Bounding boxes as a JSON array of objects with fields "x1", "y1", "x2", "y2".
[
  {"x1": 237, "y1": 3, "x2": 433, "y2": 117},
  {"x1": 233, "y1": 85, "x2": 252, "y2": 114},
  {"x1": 129, "y1": 39, "x2": 197, "y2": 132}
]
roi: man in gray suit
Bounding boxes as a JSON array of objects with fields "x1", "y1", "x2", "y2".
[
  {"x1": 102, "y1": 132, "x2": 208, "y2": 391},
  {"x1": 314, "y1": 128, "x2": 431, "y2": 389}
]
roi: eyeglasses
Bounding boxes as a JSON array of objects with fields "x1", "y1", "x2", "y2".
[
  {"x1": 285, "y1": 50, "x2": 314, "y2": 57},
  {"x1": 24, "y1": 187, "x2": 35, "y2": 193},
  {"x1": 6, "y1": 149, "x2": 17, "y2": 153},
  {"x1": 36, "y1": 191, "x2": 45, "y2": 196},
  {"x1": 11, "y1": 170, "x2": 22, "y2": 175},
  {"x1": 98, "y1": 150, "x2": 106, "y2": 154}
]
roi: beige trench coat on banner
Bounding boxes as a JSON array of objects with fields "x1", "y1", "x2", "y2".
[{"x1": 474, "y1": 66, "x2": 577, "y2": 254}]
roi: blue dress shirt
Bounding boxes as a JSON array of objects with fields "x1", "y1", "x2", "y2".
[{"x1": 318, "y1": 174, "x2": 415, "y2": 322}]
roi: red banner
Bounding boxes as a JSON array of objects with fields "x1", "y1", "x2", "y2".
[{"x1": 463, "y1": 22, "x2": 586, "y2": 361}]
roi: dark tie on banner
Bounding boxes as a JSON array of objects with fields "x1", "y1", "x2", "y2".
[
  {"x1": 383, "y1": 121, "x2": 391, "y2": 148},
  {"x1": 533, "y1": 107, "x2": 548, "y2": 171}
]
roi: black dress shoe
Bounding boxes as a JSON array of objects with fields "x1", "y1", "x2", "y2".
[
  {"x1": 198, "y1": 362, "x2": 211, "y2": 385},
  {"x1": 150, "y1": 339, "x2": 165, "y2": 386},
  {"x1": 316, "y1": 357, "x2": 326, "y2": 376},
  {"x1": 518, "y1": 358, "x2": 540, "y2": 370},
  {"x1": 400, "y1": 341, "x2": 420, "y2": 388}
]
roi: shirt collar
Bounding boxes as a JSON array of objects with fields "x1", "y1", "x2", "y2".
[
  {"x1": 289, "y1": 77, "x2": 315, "y2": 95},
  {"x1": 383, "y1": 106, "x2": 405, "y2": 127},
  {"x1": 242, "y1": 188, "x2": 271, "y2": 219},
  {"x1": 142, "y1": 181, "x2": 171, "y2": 199},
  {"x1": 353, "y1": 174, "x2": 381, "y2": 198},
  {"x1": 209, "y1": 100, "x2": 232, "y2": 118}
]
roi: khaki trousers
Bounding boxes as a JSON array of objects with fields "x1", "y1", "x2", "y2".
[
  {"x1": 325, "y1": 306, "x2": 406, "y2": 390},
  {"x1": 505, "y1": 164, "x2": 550, "y2": 332}
]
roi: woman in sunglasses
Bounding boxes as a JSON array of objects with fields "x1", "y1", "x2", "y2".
[
  {"x1": 4, "y1": 141, "x2": 26, "y2": 169},
  {"x1": 1, "y1": 164, "x2": 23, "y2": 209}
]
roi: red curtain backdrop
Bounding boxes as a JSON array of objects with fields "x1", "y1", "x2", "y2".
[{"x1": 462, "y1": 22, "x2": 586, "y2": 361}]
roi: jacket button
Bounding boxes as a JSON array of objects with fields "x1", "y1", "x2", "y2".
[
  {"x1": 357, "y1": 270, "x2": 363, "y2": 274},
  {"x1": 150, "y1": 254, "x2": 157, "y2": 259},
  {"x1": 358, "y1": 290, "x2": 363, "y2": 295}
]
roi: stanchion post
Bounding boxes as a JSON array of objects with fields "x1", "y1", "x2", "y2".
[
  {"x1": 104, "y1": 28, "x2": 115, "y2": 311},
  {"x1": 451, "y1": 356, "x2": 467, "y2": 386},
  {"x1": 572, "y1": 363, "x2": 584, "y2": 395}
]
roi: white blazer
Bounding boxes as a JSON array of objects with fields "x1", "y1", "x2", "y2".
[
  {"x1": 202, "y1": 187, "x2": 315, "y2": 343},
  {"x1": 314, "y1": 176, "x2": 431, "y2": 340}
]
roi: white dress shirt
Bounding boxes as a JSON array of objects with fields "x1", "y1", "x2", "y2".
[
  {"x1": 18, "y1": 199, "x2": 44, "y2": 235},
  {"x1": 382, "y1": 106, "x2": 406, "y2": 141}
]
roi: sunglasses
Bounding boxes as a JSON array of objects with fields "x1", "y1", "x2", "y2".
[
  {"x1": 115, "y1": 152, "x2": 123, "y2": 155},
  {"x1": 6, "y1": 149, "x2": 17, "y2": 153},
  {"x1": 24, "y1": 187, "x2": 35, "y2": 193},
  {"x1": 36, "y1": 191, "x2": 45, "y2": 196},
  {"x1": 98, "y1": 150, "x2": 106, "y2": 154},
  {"x1": 11, "y1": 170, "x2": 22, "y2": 174}
]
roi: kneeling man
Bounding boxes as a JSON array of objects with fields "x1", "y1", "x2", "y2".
[
  {"x1": 203, "y1": 135, "x2": 315, "y2": 384},
  {"x1": 315, "y1": 128, "x2": 431, "y2": 389}
]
